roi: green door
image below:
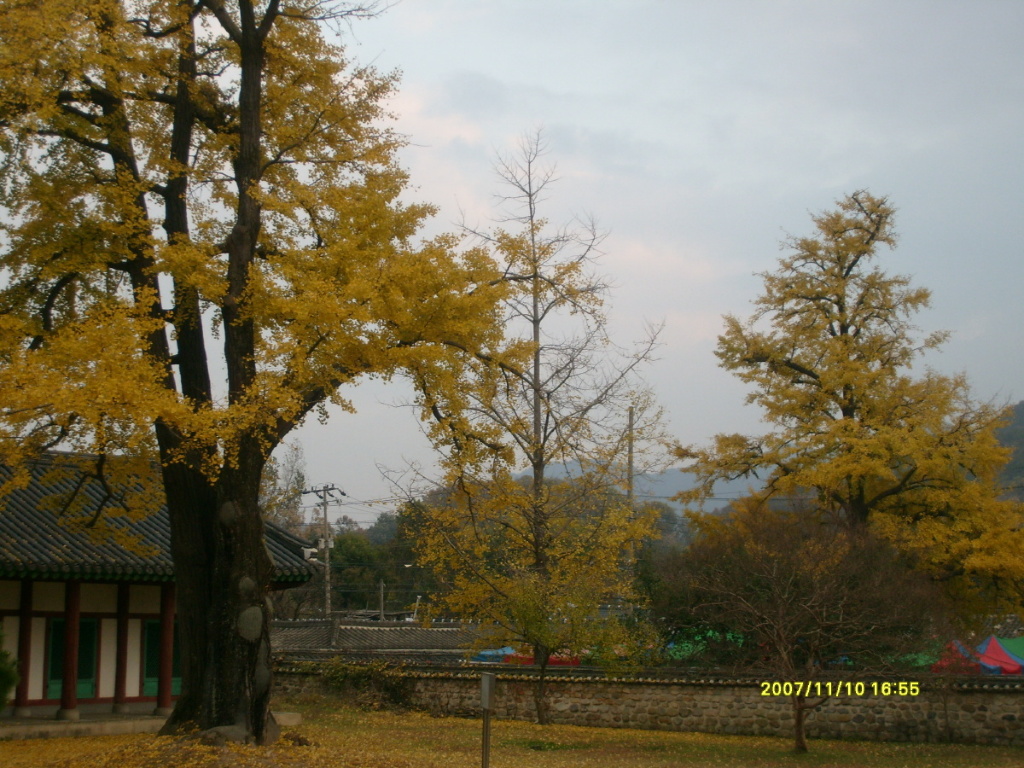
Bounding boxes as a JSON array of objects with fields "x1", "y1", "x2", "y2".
[
  {"x1": 142, "y1": 619, "x2": 181, "y2": 696},
  {"x1": 46, "y1": 618, "x2": 98, "y2": 700}
]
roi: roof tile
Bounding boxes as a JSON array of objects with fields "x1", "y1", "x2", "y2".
[{"x1": 0, "y1": 455, "x2": 316, "y2": 583}]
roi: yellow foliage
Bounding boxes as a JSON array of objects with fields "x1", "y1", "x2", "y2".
[
  {"x1": 418, "y1": 473, "x2": 658, "y2": 660},
  {"x1": 677, "y1": 191, "x2": 1024, "y2": 620},
  {"x1": 0, "y1": 0, "x2": 507, "y2": 476}
]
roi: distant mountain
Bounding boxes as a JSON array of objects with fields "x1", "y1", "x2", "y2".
[
  {"x1": 632, "y1": 470, "x2": 762, "y2": 512},
  {"x1": 997, "y1": 401, "x2": 1024, "y2": 498},
  {"x1": 528, "y1": 460, "x2": 762, "y2": 512}
]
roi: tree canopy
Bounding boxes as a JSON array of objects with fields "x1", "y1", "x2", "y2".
[
  {"x1": 0, "y1": 0, "x2": 505, "y2": 742},
  {"x1": 677, "y1": 191, "x2": 1024, "y2": 618}
]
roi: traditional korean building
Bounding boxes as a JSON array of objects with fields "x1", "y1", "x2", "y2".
[{"x1": 0, "y1": 454, "x2": 315, "y2": 720}]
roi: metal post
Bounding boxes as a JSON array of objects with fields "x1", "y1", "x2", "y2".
[
  {"x1": 322, "y1": 491, "x2": 331, "y2": 615},
  {"x1": 482, "y1": 710, "x2": 491, "y2": 768},
  {"x1": 480, "y1": 672, "x2": 495, "y2": 768},
  {"x1": 627, "y1": 404, "x2": 634, "y2": 507}
]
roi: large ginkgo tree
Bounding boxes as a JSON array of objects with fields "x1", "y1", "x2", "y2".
[{"x1": 0, "y1": 0, "x2": 505, "y2": 743}]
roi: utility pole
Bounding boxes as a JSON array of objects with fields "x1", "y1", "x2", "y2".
[
  {"x1": 302, "y1": 483, "x2": 345, "y2": 617},
  {"x1": 627, "y1": 405, "x2": 635, "y2": 507}
]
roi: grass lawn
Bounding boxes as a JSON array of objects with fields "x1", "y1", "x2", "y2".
[{"x1": 3, "y1": 694, "x2": 1023, "y2": 768}]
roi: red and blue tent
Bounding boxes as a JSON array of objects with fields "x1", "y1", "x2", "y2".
[
  {"x1": 933, "y1": 636, "x2": 1024, "y2": 675},
  {"x1": 975, "y1": 635, "x2": 1024, "y2": 675}
]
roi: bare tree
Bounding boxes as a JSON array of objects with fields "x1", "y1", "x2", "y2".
[
  {"x1": 660, "y1": 499, "x2": 946, "y2": 752},
  {"x1": 472, "y1": 130, "x2": 664, "y2": 491},
  {"x1": 259, "y1": 442, "x2": 318, "y2": 619},
  {"x1": 259, "y1": 442, "x2": 306, "y2": 534},
  {"x1": 415, "y1": 130, "x2": 666, "y2": 723}
]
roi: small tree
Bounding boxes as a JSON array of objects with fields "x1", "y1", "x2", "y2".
[
  {"x1": 259, "y1": 442, "x2": 306, "y2": 534},
  {"x1": 0, "y1": 625, "x2": 17, "y2": 710},
  {"x1": 414, "y1": 132, "x2": 664, "y2": 723},
  {"x1": 664, "y1": 500, "x2": 944, "y2": 752},
  {"x1": 260, "y1": 442, "x2": 316, "y2": 619},
  {"x1": 416, "y1": 479, "x2": 658, "y2": 722},
  {"x1": 678, "y1": 191, "x2": 1024, "y2": 616}
]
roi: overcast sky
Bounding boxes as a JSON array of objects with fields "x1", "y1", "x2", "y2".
[{"x1": 292, "y1": 0, "x2": 1024, "y2": 525}]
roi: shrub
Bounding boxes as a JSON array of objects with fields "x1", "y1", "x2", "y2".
[{"x1": 321, "y1": 659, "x2": 411, "y2": 710}]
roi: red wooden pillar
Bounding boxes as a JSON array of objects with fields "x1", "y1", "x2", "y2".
[
  {"x1": 154, "y1": 582, "x2": 175, "y2": 716},
  {"x1": 57, "y1": 580, "x2": 81, "y2": 721},
  {"x1": 113, "y1": 582, "x2": 130, "y2": 713},
  {"x1": 13, "y1": 579, "x2": 33, "y2": 716}
]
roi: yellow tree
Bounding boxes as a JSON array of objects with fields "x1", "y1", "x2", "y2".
[
  {"x1": 0, "y1": 0, "x2": 505, "y2": 742},
  {"x1": 413, "y1": 133, "x2": 663, "y2": 723},
  {"x1": 678, "y1": 191, "x2": 1024, "y2": 615}
]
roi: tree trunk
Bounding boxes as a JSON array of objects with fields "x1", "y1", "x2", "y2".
[
  {"x1": 533, "y1": 644, "x2": 550, "y2": 725},
  {"x1": 791, "y1": 694, "x2": 809, "y2": 753},
  {"x1": 158, "y1": 449, "x2": 277, "y2": 744}
]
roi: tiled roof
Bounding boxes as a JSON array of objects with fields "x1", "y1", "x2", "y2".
[
  {"x1": 270, "y1": 619, "x2": 477, "y2": 658},
  {"x1": 332, "y1": 624, "x2": 476, "y2": 652},
  {"x1": 0, "y1": 455, "x2": 315, "y2": 583},
  {"x1": 271, "y1": 620, "x2": 334, "y2": 651}
]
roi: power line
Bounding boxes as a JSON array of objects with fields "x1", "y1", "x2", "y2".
[{"x1": 301, "y1": 483, "x2": 345, "y2": 615}]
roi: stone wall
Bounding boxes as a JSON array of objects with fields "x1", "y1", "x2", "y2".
[{"x1": 273, "y1": 667, "x2": 1024, "y2": 746}]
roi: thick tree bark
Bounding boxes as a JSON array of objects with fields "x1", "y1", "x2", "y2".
[{"x1": 158, "y1": 449, "x2": 276, "y2": 744}]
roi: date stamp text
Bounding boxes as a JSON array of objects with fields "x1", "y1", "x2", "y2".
[{"x1": 759, "y1": 681, "x2": 920, "y2": 697}]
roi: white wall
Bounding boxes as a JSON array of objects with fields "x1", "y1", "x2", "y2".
[
  {"x1": 28, "y1": 616, "x2": 45, "y2": 700},
  {"x1": 125, "y1": 619, "x2": 141, "y2": 698},
  {"x1": 98, "y1": 618, "x2": 117, "y2": 698},
  {"x1": 1, "y1": 615, "x2": 17, "y2": 655},
  {"x1": 3, "y1": 580, "x2": 168, "y2": 704}
]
